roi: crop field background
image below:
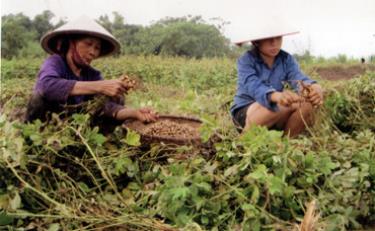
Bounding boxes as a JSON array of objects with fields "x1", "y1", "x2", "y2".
[{"x1": 1, "y1": 56, "x2": 375, "y2": 230}]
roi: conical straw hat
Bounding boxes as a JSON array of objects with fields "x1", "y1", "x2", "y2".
[
  {"x1": 233, "y1": 16, "x2": 299, "y2": 46},
  {"x1": 41, "y1": 15, "x2": 120, "y2": 56}
]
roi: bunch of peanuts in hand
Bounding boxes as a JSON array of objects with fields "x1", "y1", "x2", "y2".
[
  {"x1": 298, "y1": 80, "x2": 312, "y2": 100},
  {"x1": 119, "y1": 74, "x2": 137, "y2": 93},
  {"x1": 298, "y1": 80, "x2": 323, "y2": 107}
]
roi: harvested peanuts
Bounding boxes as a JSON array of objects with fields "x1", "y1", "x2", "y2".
[
  {"x1": 298, "y1": 80, "x2": 313, "y2": 100},
  {"x1": 143, "y1": 120, "x2": 199, "y2": 139},
  {"x1": 120, "y1": 74, "x2": 136, "y2": 91}
]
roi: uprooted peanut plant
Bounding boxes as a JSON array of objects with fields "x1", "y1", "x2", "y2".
[{"x1": 1, "y1": 56, "x2": 374, "y2": 230}]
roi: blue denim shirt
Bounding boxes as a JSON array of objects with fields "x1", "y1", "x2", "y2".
[{"x1": 230, "y1": 49, "x2": 316, "y2": 116}]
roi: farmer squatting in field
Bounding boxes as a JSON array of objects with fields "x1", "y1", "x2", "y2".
[
  {"x1": 230, "y1": 19, "x2": 324, "y2": 137},
  {"x1": 25, "y1": 16, "x2": 158, "y2": 132}
]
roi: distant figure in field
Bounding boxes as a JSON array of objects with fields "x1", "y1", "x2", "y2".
[
  {"x1": 361, "y1": 57, "x2": 365, "y2": 64},
  {"x1": 26, "y1": 16, "x2": 157, "y2": 132},
  {"x1": 230, "y1": 19, "x2": 323, "y2": 138}
]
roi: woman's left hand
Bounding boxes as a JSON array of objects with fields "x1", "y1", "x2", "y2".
[
  {"x1": 135, "y1": 107, "x2": 158, "y2": 123},
  {"x1": 308, "y1": 84, "x2": 324, "y2": 107}
]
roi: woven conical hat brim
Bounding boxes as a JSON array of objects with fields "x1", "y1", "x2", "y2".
[
  {"x1": 232, "y1": 16, "x2": 299, "y2": 46},
  {"x1": 41, "y1": 15, "x2": 120, "y2": 57},
  {"x1": 235, "y1": 31, "x2": 299, "y2": 46}
]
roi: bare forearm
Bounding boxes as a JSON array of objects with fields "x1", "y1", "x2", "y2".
[
  {"x1": 114, "y1": 107, "x2": 138, "y2": 120},
  {"x1": 70, "y1": 81, "x2": 102, "y2": 96},
  {"x1": 114, "y1": 107, "x2": 158, "y2": 123}
]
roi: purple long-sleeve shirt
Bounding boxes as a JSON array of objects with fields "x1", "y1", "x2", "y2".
[{"x1": 34, "y1": 54, "x2": 123, "y2": 117}]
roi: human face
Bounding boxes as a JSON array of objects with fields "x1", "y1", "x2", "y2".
[
  {"x1": 256, "y1": 36, "x2": 282, "y2": 58},
  {"x1": 73, "y1": 37, "x2": 101, "y2": 65}
]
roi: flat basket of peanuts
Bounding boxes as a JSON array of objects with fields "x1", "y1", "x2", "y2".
[{"x1": 122, "y1": 115, "x2": 202, "y2": 146}]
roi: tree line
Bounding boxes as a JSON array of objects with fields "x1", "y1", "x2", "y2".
[{"x1": 1, "y1": 11, "x2": 244, "y2": 59}]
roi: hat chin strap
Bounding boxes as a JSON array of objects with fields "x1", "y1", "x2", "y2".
[{"x1": 71, "y1": 42, "x2": 89, "y2": 69}]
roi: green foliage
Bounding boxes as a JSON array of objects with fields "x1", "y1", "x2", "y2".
[
  {"x1": 2, "y1": 11, "x2": 232, "y2": 59},
  {"x1": 32, "y1": 10, "x2": 55, "y2": 40},
  {"x1": 0, "y1": 211, "x2": 14, "y2": 225},
  {"x1": 106, "y1": 15, "x2": 232, "y2": 58},
  {"x1": 293, "y1": 51, "x2": 362, "y2": 66},
  {"x1": 148, "y1": 16, "x2": 230, "y2": 58},
  {"x1": 112, "y1": 156, "x2": 139, "y2": 177},
  {"x1": 154, "y1": 161, "x2": 216, "y2": 227},
  {"x1": 94, "y1": 55, "x2": 237, "y2": 91},
  {"x1": 123, "y1": 129, "x2": 141, "y2": 146},
  {"x1": 1, "y1": 11, "x2": 57, "y2": 59},
  {"x1": 1, "y1": 56, "x2": 375, "y2": 230},
  {"x1": 18, "y1": 41, "x2": 46, "y2": 58},
  {"x1": 294, "y1": 50, "x2": 314, "y2": 65},
  {"x1": 1, "y1": 58, "x2": 42, "y2": 80},
  {"x1": 324, "y1": 72, "x2": 375, "y2": 132},
  {"x1": 1, "y1": 13, "x2": 30, "y2": 59}
]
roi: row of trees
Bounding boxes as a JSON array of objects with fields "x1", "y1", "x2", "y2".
[
  {"x1": 2, "y1": 11, "x2": 240, "y2": 59},
  {"x1": 1, "y1": 11, "x2": 65, "y2": 58}
]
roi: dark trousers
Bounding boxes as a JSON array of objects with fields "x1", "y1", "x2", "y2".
[
  {"x1": 25, "y1": 93, "x2": 123, "y2": 134},
  {"x1": 25, "y1": 93, "x2": 64, "y2": 122}
]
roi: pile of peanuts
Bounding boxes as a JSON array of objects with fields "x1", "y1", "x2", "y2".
[{"x1": 143, "y1": 120, "x2": 199, "y2": 139}]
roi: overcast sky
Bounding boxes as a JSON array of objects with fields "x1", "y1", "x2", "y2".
[{"x1": 2, "y1": 0, "x2": 375, "y2": 58}]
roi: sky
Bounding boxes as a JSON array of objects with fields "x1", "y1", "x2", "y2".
[{"x1": 2, "y1": 0, "x2": 375, "y2": 58}]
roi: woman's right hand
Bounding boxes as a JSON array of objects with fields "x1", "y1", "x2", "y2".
[
  {"x1": 98, "y1": 79, "x2": 130, "y2": 97},
  {"x1": 270, "y1": 91, "x2": 302, "y2": 107}
]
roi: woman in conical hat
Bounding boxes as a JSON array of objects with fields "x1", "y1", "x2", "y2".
[
  {"x1": 26, "y1": 16, "x2": 157, "y2": 131},
  {"x1": 230, "y1": 20, "x2": 323, "y2": 137}
]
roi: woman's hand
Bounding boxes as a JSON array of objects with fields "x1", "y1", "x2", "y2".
[
  {"x1": 98, "y1": 79, "x2": 129, "y2": 97},
  {"x1": 134, "y1": 107, "x2": 158, "y2": 123},
  {"x1": 114, "y1": 107, "x2": 158, "y2": 122},
  {"x1": 307, "y1": 84, "x2": 324, "y2": 107},
  {"x1": 270, "y1": 90, "x2": 302, "y2": 107}
]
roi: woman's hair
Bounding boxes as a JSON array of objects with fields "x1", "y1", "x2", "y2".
[
  {"x1": 251, "y1": 40, "x2": 260, "y2": 48},
  {"x1": 249, "y1": 44, "x2": 260, "y2": 57},
  {"x1": 55, "y1": 37, "x2": 70, "y2": 56},
  {"x1": 54, "y1": 34, "x2": 87, "y2": 57}
]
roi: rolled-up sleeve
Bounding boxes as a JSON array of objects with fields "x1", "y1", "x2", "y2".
[
  {"x1": 238, "y1": 57, "x2": 277, "y2": 111},
  {"x1": 286, "y1": 56, "x2": 316, "y2": 90},
  {"x1": 103, "y1": 100, "x2": 124, "y2": 118}
]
